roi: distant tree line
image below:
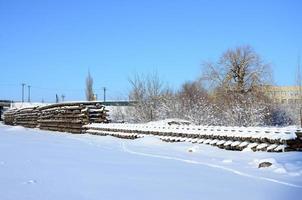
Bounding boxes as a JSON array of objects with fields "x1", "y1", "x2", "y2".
[{"x1": 125, "y1": 45, "x2": 294, "y2": 126}]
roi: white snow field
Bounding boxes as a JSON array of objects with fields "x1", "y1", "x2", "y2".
[{"x1": 0, "y1": 124, "x2": 302, "y2": 200}]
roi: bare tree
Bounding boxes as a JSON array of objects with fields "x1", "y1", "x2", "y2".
[
  {"x1": 201, "y1": 45, "x2": 273, "y2": 126},
  {"x1": 85, "y1": 71, "x2": 94, "y2": 101},
  {"x1": 128, "y1": 72, "x2": 167, "y2": 122},
  {"x1": 202, "y1": 45, "x2": 272, "y2": 93},
  {"x1": 178, "y1": 81, "x2": 208, "y2": 105}
]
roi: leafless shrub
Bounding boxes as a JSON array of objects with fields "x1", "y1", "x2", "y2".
[{"x1": 85, "y1": 71, "x2": 94, "y2": 101}]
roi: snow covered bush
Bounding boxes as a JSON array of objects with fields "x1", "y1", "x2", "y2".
[
  {"x1": 269, "y1": 105, "x2": 295, "y2": 126},
  {"x1": 128, "y1": 72, "x2": 171, "y2": 122},
  {"x1": 212, "y1": 91, "x2": 271, "y2": 126},
  {"x1": 173, "y1": 81, "x2": 217, "y2": 125}
]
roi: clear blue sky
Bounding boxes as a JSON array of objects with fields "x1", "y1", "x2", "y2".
[{"x1": 0, "y1": 0, "x2": 301, "y2": 102}]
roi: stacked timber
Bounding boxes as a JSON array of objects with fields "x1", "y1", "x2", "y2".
[
  {"x1": 85, "y1": 123, "x2": 302, "y2": 152},
  {"x1": 86, "y1": 129, "x2": 143, "y2": 139},
  {"x1": 84, "y1": 104, "x2": 109, "y2": 123},
  {"x1": 3, "y1": 102, "x2": 109, "y2": 134},
  {"x1": 3, "y1": 109, "x2": 17, "y2": 125},
  {"x1": 37, "y1": 102, "x2": 108, "y2": 134},
  {"x1": 14, "y1": 107, "x2": 40, "y2": 128}
]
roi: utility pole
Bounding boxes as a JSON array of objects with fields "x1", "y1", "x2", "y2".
[
  {"x1": 56, "y1": 94, "x2": 59, "y2": 103},
  {"x1": 27, "y1": 85, "x2": 31, "y2": 103},
  {"x1": 103, "y1": 87, "x2": 106, "y2": 102},
  {"x1": 21, "y1": 83, "x2": 26, "y2": 103},
  {"x1": 61, "y1": 94, "x2": 65, "y2": 102}
]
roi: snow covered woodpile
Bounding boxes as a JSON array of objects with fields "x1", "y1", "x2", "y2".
[
  {"x1": 86, "y1": 129, "x2": 143, "y2": 139},
  {"x1": 85, "y1": 123, "x2": 302, "y2": 152},
  {"x1": 14, "y1": 107, "x2": 40, "y2": 128},
  {"x1": 38, "y1": 102, "x2": 109, "y2": 133},
  {"x1": 3, "y1": 108, "x2": 17, "y2": 125},
  {"x1": 3, "y1": 102, "x2": 109, "y2": 134}
]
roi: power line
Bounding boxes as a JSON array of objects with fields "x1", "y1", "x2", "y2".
[
  {"x1": 0, "y1": 83, "x2": 19, "y2": 87},
  {"x1": 0, "y1": 82, "x2": 109, "y2": 93},
  {"x1": 1, "y1": 82, "x2": 120, "y2": 102},
  {"x1": 30, "y1": 85, "x2": 85, "y2": 92}
]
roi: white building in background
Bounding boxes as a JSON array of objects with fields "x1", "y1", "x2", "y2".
[{"x1": 264, "y1": 86, "x2": 302, "y2": 104}]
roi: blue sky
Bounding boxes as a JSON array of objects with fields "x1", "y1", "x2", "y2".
[{"x1": 0, "y1": 0, "x2": 301, "y2": 102}]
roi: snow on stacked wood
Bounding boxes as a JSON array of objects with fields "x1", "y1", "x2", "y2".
[
  {"x1": 38, "y1": 102, "x2": 108, "y2": 133},
  {"x1": 267, "y1": 144, "x2": 278, "y2": 151},
  {"x1": 247, "y1": 143, "x2": 259, "y2": 149},
  {"x1": 86, "y1": 123, "x2": 298, "y2": 142},
  {"x1": 38, "y1": 106, "x2": 85, "y2": 133},
  {"x1": 14, "y1": 106, "x2": 40, "y2": 128},
  {"x1": 197, "y1": 139, "x2": 205, "y2": 143},
  {"x1": 239, "y1": 141, "x2": 249, "y2": 148},
  {"x1": 256, "y1": 143, "x2": 269, "y2": 150},
  {"x1": 3, "y1": 108, "x2": 17, "y2": 125},
  {"x1": 230, "y1": 141, "x2": 241, "y2": 147},
  {"x1": 87, "y1": 129, "x2": 142, "y2": 139},
  {"x1": 274, "y1": 144, "x2": 288, "y2": 152},
  {"x1": 85, "y1": 122, "x2": 301, "y2": 152},
  {"x1": 3, "y1": 102, "x2": 109, "y2": 134},
  {"x1": 216, "y1": 140, "x2": 226, "y2": 146},
  {"x1": 3, "y1": 107, "x2": 40, "y2": 128}
]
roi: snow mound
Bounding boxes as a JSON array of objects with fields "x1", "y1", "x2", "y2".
[
  {"x1": 187, "y1": 146, "x2": 199, "y2": 153},
  {"x1": 222, "y1": 159, "x2": 233, "y2": 163},
  {"x1": 6, "y1": 126, "x2": 26, "y2": 132},
  {"x1": 133, "y1": 135, "x2": 163, "y2": 146},
  {"x1": 274, "y1": 167, "x2": 287, "y2": 174},
  {"x1": 248, "y1": 158, "x2": 302, "y2": 177}
]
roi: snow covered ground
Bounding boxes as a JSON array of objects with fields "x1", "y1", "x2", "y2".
[{"x1": 0, "y1": 124, "x2": 301, "y2": 200}]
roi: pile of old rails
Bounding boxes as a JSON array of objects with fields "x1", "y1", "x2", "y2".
[
  {"x1": 85, "y1": 123, "x2": 302, "y2": 152},
  {"x1": 3, "y1": 102, "x2": 109, "y2": 134}
]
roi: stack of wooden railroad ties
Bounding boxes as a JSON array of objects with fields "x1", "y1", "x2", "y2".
[
  {"x1": 85, "y1": 123, "x2": 302, "y2": 152},
  {"x1": 3, "y1": 102, "x2": 109, "y2": 134},
  {"x1": 3, "y1": 103, "x2": 302, "y2": 152}
]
